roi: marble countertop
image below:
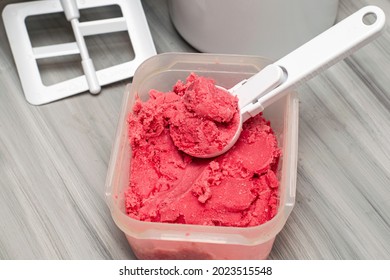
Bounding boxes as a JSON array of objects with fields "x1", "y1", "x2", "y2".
[{"x1": 0, "y1": 0, "x2": 389, "y2": 259}]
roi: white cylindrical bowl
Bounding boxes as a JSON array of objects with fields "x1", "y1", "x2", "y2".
[{"x1": 168, "y1": 0, "x2": 339, "y2": 60}]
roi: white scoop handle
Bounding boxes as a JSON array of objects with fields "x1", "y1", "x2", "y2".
[{"x1": 240, "y1": 5, "x2": 386, "y2": 121}]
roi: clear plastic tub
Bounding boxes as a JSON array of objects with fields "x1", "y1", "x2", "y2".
[{"x1": 105, "y1": 53, "x2": 299, "y2": 260}]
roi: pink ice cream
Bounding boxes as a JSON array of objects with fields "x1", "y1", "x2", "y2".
[
  {"x1": 169, "y1": 73, "x2": 240, "y2": 157},
  {"x1": 125, "y1": 73, "x2": 281, "y2": 227}
]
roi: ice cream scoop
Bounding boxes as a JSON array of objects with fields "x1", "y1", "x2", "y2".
[{"x1": 187, "y1": 5, "x2": 385, "y2": 158}]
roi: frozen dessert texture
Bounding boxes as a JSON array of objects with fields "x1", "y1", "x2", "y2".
[
  {"x1": 169, "y1": 73, "x2": 240, "y2": 156},
  {"x1": 125, "y1": 73, "x2": 281, "y2": 227}
]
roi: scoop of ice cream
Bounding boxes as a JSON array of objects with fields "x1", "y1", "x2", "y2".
[
  {"x1": 126, "y1": 74, "x2": 281, "y2": 228},
  {"x1": 174, "y1": 73, "x2": 238, "y2": 123},
  {"x1": 169, "y1": 73, "x2": 240, "y2": 157}
]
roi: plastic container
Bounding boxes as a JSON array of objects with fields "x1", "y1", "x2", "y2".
[
  {"x1": 105, "y1": 52, "x2": 299, "y2": 259},
  {"x1": 168, "y1": 0, "x2": 339, "y2": 60}
]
